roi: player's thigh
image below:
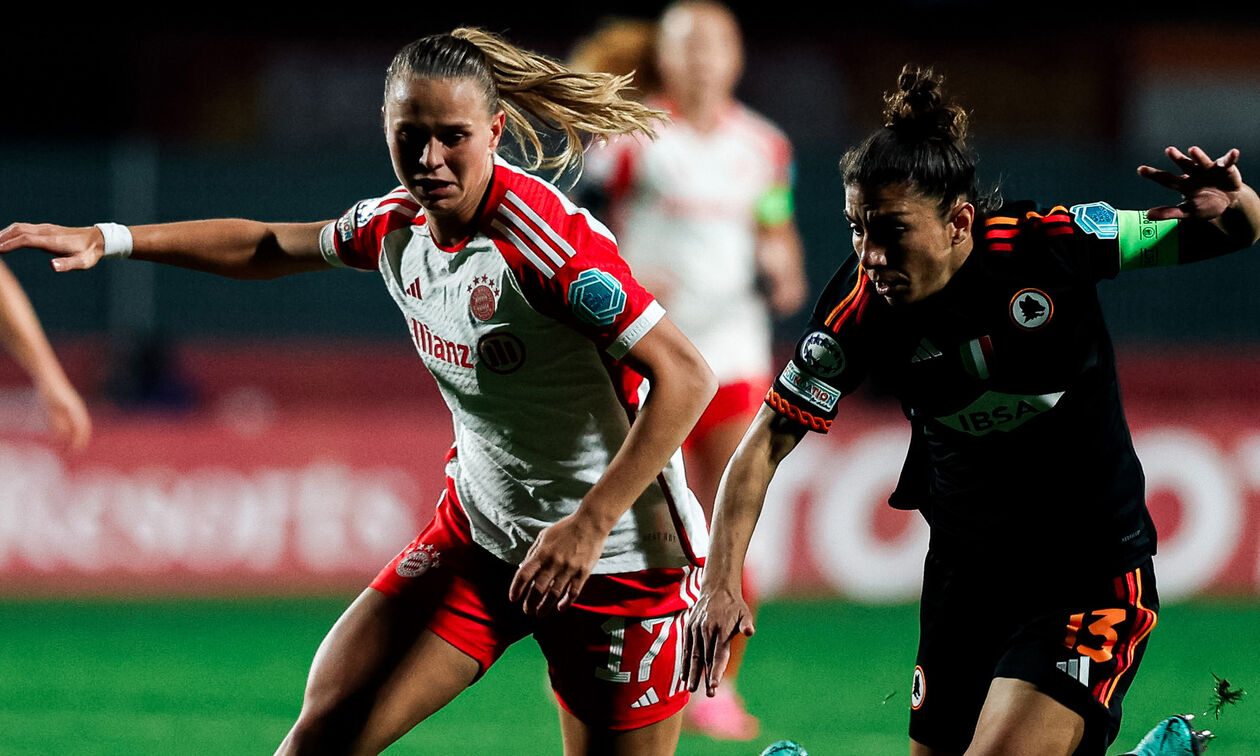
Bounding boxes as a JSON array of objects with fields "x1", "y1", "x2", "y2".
[
  {"x1": 356, "y1": 626, "x2": 483, "y2": 751},
  {"x1": 287, "y1": 495, "x2": 531, "y2": 753},
  {"x1": 297, "y1": 493, "x2": 491, "y2": 719},
  {"x1": 280, "y1": 588, "x2": 481, "y2": 755},
  {"x1": 300, "y1": 587, "x2": 438, "y2": 708},
  {"x1": 558, "y1": 707, "x2": 682, "y2": 756},
  {"x1": 303, "y1": 590, "x2": 481, "y2": 715},
  {"x1": 965, "y1": 677, "x2": 1083, "y2": 756}
]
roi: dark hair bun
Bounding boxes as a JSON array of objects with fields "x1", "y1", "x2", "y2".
[{"x1": 882, "y1": 64, "x2": 969, "y2": 144}]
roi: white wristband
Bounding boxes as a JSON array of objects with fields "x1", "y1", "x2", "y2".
[{"x1": 94, "y1": 222, "x2": 133, "y2": 259}]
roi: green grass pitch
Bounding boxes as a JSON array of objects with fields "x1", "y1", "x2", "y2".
[{"x1": 0, "y1": 597, "x2": 1255, "y2": 754}]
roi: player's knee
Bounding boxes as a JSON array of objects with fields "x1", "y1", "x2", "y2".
[
  {"x1": 280, "y1": 695, "x2": 377, "y2": 755},
  {"x1": 280, "y1": 718, "x2": 353, "y2": 755}
]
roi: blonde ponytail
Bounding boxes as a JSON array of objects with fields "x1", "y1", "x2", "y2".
[{"x1": 387, "y1": 28, "x2": 665, "y2": 183}]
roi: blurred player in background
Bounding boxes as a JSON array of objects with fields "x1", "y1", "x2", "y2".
[
  {"x1": 573, "y1": 1, "x2": 807, "y2": 739},
  {"x1": 684, "y1": 65, "x2": 1260, "y2": 755},
  {"x1": 0, "y1": 259, "x2": 90, "y2": 451},
  {"x1": 1, "y1": 28, "x2": 716, "y2": 756},
  {"x1": 569, "y1": 17, "x2": 660, "y2": 101}
]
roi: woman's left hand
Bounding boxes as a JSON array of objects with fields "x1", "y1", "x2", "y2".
[
  {"x1": 1139, "y1": 146, "x2": 1244, "y2": 221},
  {"x1": 508, "y1": 510, "x2": 609, "y2": 616},
  {"x1": 38, "y1": 378, "x2": 91, "y2": 452}
]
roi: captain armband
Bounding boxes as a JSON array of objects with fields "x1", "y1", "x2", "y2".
[{"x1": 1117, "y1": 209, "x2": 1179, "y2": 271}]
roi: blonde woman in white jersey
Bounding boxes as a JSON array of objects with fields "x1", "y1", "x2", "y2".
[
  {"x1": 0, "y1": 29, "x2": 715, "y2": 756},
  {"x1": 576, "y1": 1, "x2": 807, "y2": 740}
]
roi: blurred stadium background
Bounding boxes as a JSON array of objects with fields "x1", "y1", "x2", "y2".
[{"x1": 2, "y1": 3, "x2": 1259, "y2": 753}]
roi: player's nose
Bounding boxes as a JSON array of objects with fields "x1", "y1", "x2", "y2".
[
  {"x1": 419, "y1": 138, "x2": 444, "y2": 170},
  {"x1": 857, "y1": 238, "x2": 886, "y2": 268}
]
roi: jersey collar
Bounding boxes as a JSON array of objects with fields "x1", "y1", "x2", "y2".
[{"x1": 475, "y1": 156, "x2": 511, "y2": 235}]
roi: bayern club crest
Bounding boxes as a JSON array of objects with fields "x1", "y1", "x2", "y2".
[
  {"x1": 396, "y1": 543, "x2": 440, "y2": 578},
  {"x1": 468, "y1": 275, "x2": 501, "y2": 322}
]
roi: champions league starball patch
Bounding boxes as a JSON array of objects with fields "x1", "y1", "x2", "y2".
[
  {"x1": 798, "y1": 332, "x2": 845, "y2": 378},
  {"x1": 1070, "y1": 201, "x2": 1119, "y2": 239},
  {"x1": 568, "y1": 269, "x2": 627, "y2": 326},
  {"x1": 354, "y1": 198, "x2": 381, "y2": 228},
  {"x1": 339, "y1": 198, "x2": 383, "y2": 243}
]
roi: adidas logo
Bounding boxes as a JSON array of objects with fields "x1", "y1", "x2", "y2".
[
  {"x1": 630, "y1": 686, "x2": 660, "y2": 709},
  {"x1": 405, "y1": 278, "x2": 423, "y2": 300},
  {"x1": 1056, "y1": 656, "x2": 1091, "y2": 686},
  {"x1": 910, "y1": 338, "x2": 942, "y2": 363}
]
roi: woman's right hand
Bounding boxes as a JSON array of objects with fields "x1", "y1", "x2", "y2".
[
  {"x1": 682, "y1": 582, "x2": 756, "y2": 697},
  {"x1": 0, "y1": 223, "x2": 106, "y2": 272}
]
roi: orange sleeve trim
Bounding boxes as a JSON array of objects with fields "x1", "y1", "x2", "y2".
[
  {"x1": 765, "y1": 388, "x2": 833, "y2": 432},
  {"x1": 825, "y1": 267, "x2": 867, "y2": 329}
]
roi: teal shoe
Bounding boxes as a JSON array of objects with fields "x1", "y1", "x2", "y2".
[
  {"x1": 759, "y1": 741, "x2": 808, "y2": 756},
  {"x1": 1125, "y1": 715, "x2": 1213, "y2": 755}
]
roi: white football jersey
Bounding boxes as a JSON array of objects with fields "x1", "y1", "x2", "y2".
[
  {"x1": 320, "y1": 156, "x2": 707, "y2": 573},
  {"x1": 586, "y1": 98, "x2": 795, "y2": 384}
]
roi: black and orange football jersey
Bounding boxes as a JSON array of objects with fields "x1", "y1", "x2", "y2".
[{"x1": 769, "y1": 201, "x2": 1157, "y2": 573}]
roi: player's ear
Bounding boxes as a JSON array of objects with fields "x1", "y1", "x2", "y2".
[
  {"x1": 488, "y1": 110, "x2": 506, "y2": 152},
  {"x1": 948, "y1": 201, "x2": 975, "y2": 247}
]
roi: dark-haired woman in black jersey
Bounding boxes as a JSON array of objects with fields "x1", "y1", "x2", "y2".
[{"x1": 683, "y1": 65, "x2": 1260, "y2": 755}]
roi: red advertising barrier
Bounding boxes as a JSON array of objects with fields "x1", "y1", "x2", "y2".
[
  {"x1": 0, "y1": 408, "x2": 450, "y2": 596},
  {"x1": 1, "y1": 342, "x2": 1258, "y2": 599}
]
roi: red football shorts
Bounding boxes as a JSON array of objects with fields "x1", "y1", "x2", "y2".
[
  {"x1": 371, "y1": 466, "x2": 700, "y2": 731},
  {"x1": 685, "y1": 378, "x2": 769, "y2": 447}
]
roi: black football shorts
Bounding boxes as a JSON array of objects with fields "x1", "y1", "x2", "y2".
[{"x1": 908, "y1": 550, "x2": 1159, "y2": 755}]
